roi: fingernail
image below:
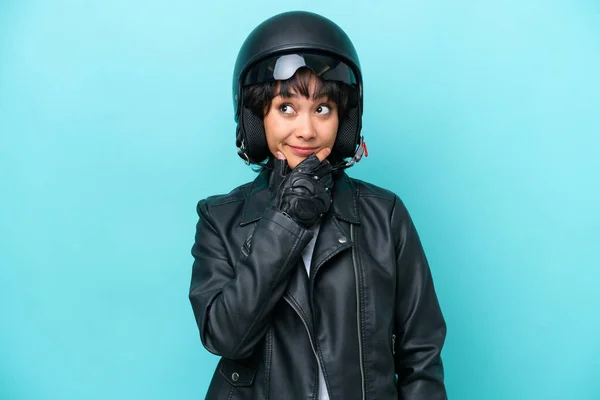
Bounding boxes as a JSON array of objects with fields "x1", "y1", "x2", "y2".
[{"x1": 276, "y1": 152, "x2": 285, "y2": 160}]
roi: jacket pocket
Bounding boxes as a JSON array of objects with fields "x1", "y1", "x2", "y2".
[{"x1": 218, "y1": 358, "x2": 256, "y2": 387}]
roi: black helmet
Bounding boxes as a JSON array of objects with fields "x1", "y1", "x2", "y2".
[{"x1": 233, "y1": 11, "x2": 365, "y2": 167}]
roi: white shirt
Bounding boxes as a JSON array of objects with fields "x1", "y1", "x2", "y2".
[{"x1": 301, "y1": 223, "x2": 329, "y2": 400}]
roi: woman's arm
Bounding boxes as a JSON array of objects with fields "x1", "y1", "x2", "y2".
[
  {"x1": 391, "y1": 195, "x2": 448, "y2": 400},
  {"x1": 189, "y1": 199, "x2": 313, "y2": 360}
]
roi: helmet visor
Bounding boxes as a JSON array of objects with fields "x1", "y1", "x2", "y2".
[{"x1": 243, "y1": 53, "x2": 357, "y2": 86}]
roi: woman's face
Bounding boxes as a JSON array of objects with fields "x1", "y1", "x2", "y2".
[{"x1": 263, "y1": 76, "x2": 338, "y2": 169}]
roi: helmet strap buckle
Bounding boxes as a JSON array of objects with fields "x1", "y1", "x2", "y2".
[{"x1": 344, "y1": 136, "x2": 366, "y2": 168}]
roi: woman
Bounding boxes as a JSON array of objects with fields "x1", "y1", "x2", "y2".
[{"x1": 189, "y1": 11, "x2": 447, "y2": 400}]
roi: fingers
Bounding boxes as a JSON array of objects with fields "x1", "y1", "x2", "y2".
[
  {"x1": 276, "y1": 149, "x2": 330, "y2": 162},
  {"x1": 272, "y1": 151, "x2": 289, "y2": 176},
  {"x1": 315, "y1": 147, "x2": 331, "y2": 163},
  {"x1": 278, "y1": 148, "x2": 331, "y2": 172}
]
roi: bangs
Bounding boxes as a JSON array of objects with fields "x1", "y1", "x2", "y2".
[{"x1": 243, "y1": 67, "x2": 353, "y2": 119}]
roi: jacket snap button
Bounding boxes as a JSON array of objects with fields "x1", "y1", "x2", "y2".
[
  {"x1": 338, "y1": 236, "x2": 347, "y2": 244},
  {"x1": 231, "y1": 372, "x2": 239, "y2": 382}
]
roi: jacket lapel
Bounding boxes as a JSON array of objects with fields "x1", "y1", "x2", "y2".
[
  {"x1": 283, "y1": 258, "x2": 314, "y2": 332},
  {"x1": 309, "y1": 215, "x2": 353, "y2": 281},
  {"x1": 310, "y1": 172, "x2": 360, "y2": 279},
  {"x1": 237, "y1": 168, "x2": 361, "y2": 327}
]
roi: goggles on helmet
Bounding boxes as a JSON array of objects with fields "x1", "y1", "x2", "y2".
[{"x1": 243, "y1": 52, "x2": 358, "y2": 86}]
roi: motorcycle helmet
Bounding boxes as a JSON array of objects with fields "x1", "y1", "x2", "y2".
[{"x1": 232, "y1": 11, "x2": 366, "y2": 168}]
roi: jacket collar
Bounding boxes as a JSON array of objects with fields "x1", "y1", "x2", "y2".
[{"x1": 240, "y1": 169, "x2": 360, "y2": 226}]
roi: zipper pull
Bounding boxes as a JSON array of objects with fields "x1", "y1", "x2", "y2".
[{"x1": 391, "y1": 334, "x2": 396, "y2": 356}]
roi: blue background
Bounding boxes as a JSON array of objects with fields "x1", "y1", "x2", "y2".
[{"x1": 1, "y1": 0, "x2": 599, "y2": 399}]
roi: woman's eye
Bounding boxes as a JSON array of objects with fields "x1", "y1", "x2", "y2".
[
  {"x1": 279, "y1": 104, "x2": 295, "y2": 114},
  {"x1": 316, "y1": 105, "x2": 331, "y2": 115}
]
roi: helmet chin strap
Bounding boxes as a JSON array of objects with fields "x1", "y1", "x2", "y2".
[{"x1": 330, "y1": 135, "x2": 367, "y2": 172}]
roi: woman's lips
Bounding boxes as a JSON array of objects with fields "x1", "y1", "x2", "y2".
[{"x1": 288, "y1": 146, "x2": 318, "y2": 156}]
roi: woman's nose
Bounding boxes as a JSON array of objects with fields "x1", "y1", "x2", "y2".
[{"x1": 295, "y1": 113, "x2": 316, "y2": 140}]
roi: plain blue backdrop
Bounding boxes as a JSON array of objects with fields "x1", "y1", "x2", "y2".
[{"x1": 1, "y1": 0, "x2": 599, "y2": 399}]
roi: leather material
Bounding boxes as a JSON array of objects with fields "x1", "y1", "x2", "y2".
[
  {"x1": 271, "y1": 154, "x2": 334, "y2": 229},
  {"x1": 189, "y1": 170, "x2": 447, "y2": 400}
]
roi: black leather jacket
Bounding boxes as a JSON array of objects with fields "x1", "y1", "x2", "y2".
[{"x1": 189, "y1": 169, "x2": 447, "y2": 400}]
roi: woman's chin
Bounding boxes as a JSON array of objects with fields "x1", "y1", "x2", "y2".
[{"x1": 286, "y1": 154, "x2": 308, "y2": 169}]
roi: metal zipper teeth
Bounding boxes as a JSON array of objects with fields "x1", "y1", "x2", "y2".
[
  {"x1": 283, "y1": 296, "x2": 325, "y2": 396},
  {"x1": 351, "y1": 225, "x2": 366, "y2": 400}
]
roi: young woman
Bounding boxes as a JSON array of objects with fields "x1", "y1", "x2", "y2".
[{"x1": 189, "y1": 11, "x2": 447, "y2": 400}]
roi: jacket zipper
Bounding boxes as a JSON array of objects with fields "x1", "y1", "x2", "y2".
[
  {"x1": 351, "y1": 225, "x2": 366, "y2": 400},
  {"x1": 392, "y1": 334, "x2": 396, "y2": 356},
  {"x1": 283, "y1": 296, "x2": 325, "y2": 398}
]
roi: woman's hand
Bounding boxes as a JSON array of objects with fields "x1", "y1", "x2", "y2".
[{"x1": 270, "y1": 149, "x2": 333, "y2": 229}]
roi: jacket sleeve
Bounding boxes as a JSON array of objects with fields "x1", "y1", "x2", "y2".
[
  {"x1": 189, "y1": 200, "x2": 314, "y2": 360},
  {"x1": 391, "y1": 195, "x2": 448, "y2": 400}
]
